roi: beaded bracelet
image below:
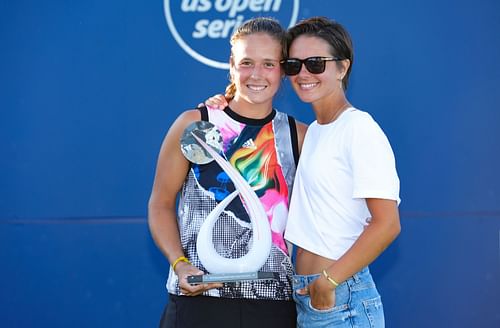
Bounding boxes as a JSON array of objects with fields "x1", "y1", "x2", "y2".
[
  {"x1": 172, "y1": 256, "x2": 191, "y2": 271},
  {"x1": 322, "y1": 269, "x2": 339, "y2": 287}
]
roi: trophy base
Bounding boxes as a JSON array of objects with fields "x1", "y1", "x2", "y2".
[{"x1": 187, "y1": 272, "x2": 279, "y2": 284}]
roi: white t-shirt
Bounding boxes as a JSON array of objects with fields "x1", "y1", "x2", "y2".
[{"x1": 285, "y1": 108, "x2": 400, "y2": 260}]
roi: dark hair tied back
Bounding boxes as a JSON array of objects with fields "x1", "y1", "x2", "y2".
[{"x1": 286, "y1": 17, "x2": 354, "y2": 90}]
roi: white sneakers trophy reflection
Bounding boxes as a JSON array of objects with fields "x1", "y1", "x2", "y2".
[{"x1": 180, "y1": 121, "x2": 277, "y2": 284}]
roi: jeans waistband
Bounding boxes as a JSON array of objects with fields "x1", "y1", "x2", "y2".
[{"x1": 292, "y1": 267, "x2": 372, "y2": 291}]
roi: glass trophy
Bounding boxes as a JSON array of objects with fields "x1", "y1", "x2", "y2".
[{"x1": 180, "y1": 121, "x2": 278, "y2": 284}]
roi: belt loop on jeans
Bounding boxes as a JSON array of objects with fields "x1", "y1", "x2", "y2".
[
  {"x1": 352, "y1": 272, "x2": 361, "y2": 284},
  {"x1": 351, "y1": 267, "x2": 367, "y2": 284}
]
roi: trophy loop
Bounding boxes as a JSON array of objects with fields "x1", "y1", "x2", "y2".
[
  {"x1": 180, "y1": 121, "x2": 223, "y2": 164},
  {"x1": 181, "y1": 121, "x2": 272, "y2": 274}
]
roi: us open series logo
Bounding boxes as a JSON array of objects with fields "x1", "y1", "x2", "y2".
[{"x1": 164, "y1": 0, "x2": 300, "y2": 69}]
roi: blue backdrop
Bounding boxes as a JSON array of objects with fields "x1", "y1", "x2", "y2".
[{"x1": 1, "y1": 0, "x2": 499, "y2": 327}]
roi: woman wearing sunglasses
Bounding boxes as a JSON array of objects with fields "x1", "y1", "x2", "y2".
[
  {"x1": 283, "y1": 17, "x2": 401, "y2": 328},
  {"x1": 206, "y1": 17, "x2": 401, "y2": 327},
  {"x1": 148, "y1": 17, "x2": 307, "y2": 328}
]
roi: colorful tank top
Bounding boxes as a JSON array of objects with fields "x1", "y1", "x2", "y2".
[{"x1": 166, "y1": 106, "x2": 299, "y2": 300}]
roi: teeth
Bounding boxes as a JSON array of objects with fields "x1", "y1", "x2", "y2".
[
  {"x1": 299, "y1": 82, "x2": 318, "y2": 90},
  {"x1": 247, "y1": 85, "x2": 266, "y2": 91}
]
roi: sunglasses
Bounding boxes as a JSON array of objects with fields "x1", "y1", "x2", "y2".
[{"x1": 280, "y1": 56, "x2": 342, "y2": 76}]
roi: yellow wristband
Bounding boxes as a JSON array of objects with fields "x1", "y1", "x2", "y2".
[
  {"x1": 322, "y1": 269, "x2": 339, "y2": 287},
  {"x1": 171, "y1": 256, "x2": 191, "y2": 271}
]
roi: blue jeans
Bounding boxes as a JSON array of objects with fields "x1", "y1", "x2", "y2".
[{"x1": 292, "y1": 267, "x2": 385, "y2": 328}]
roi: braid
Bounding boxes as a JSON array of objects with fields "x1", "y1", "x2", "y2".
[{"x1": 224, "y1": 82, "x2": 236, "y2": 100}]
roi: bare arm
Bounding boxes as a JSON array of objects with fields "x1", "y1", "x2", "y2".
[
  {"x1": 148, "y1": 109, "x2": 221, "y2": 295},
  {"x1": 307, "y1": 198, "x2": 400, "y2": 309},
  {"x1": 326, "y1": 198, "x2": 400, "y2": 281},
  {"x1": 148, "y1": 110, "x2": 197, "y2": 264}
]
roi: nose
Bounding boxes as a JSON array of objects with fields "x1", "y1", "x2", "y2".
[
  {"x1": 296, "y1": 62, "x2": 310, "y2": 76},
  {"x1": 251, "y1": 65, "x2": 264, "y2": 78}
]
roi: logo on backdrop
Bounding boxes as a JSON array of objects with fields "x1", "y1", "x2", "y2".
[{"x1": 164, "y1": 0, "x2": 300, "y2": 69}]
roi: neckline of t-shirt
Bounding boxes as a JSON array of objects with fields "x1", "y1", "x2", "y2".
[
  {"x1": 315, "y1": 107, "x2": 357, "y2": 127},
  {"x1": 222, "y1": 106, "x2": 276, "y2": 126}
]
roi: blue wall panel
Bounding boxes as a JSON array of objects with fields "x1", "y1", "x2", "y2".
[
  {"x1": 1, "y1": 0, "x2": 499, "y2": 327},
  {"x1": 0, "y1": 220, "x2": 169, "y2": 327}
]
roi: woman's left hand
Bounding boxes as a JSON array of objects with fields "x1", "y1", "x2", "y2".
[{"x1": 297, "y1": 276, "x2": 336, "y2": 310}]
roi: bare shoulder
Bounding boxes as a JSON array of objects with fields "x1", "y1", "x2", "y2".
[
  {"x1": 156, "y1": 109, "x2": 203, "y2": 160},
  {"x1": 173, "y1": 109, "x2": 202, "y2": 129},
  {"x1": 152, "y1": 109, "x2": 202, "y2": 197},
  {"x1": 165, "y1": 109, "x2": 202, "y2": 140}
]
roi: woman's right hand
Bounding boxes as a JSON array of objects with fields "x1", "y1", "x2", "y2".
[
  {"x1": 296, "y1": 275, "x2": 336, "y2": 310},
  {"x1": 198, "y1": 94, "x2": 228, "y2": 110},
  {"x1": 175, "y1": 261, "x2": 223, "y2": 296}
]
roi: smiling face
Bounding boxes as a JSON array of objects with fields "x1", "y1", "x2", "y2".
[
  {"x1": 229, "y1": 33, "x2": 283, "y2": 109},
  {"x1": 288, "y1": 35, "x2": 349, "y2": 109}
]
